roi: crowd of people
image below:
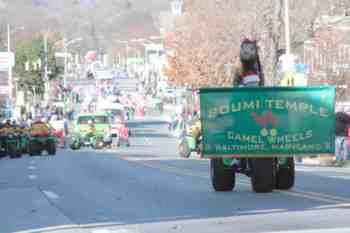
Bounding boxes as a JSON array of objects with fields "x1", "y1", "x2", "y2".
[{"x1": 0, "y1": 104, "x2": 70, "y2": 151}]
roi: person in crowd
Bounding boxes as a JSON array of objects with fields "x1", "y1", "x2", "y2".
[
  {"x1": 87, "y1": 119, "x2": 96, "y2": 136},
  {"x1": 335, "y1": 112, "x2": 350, "y2": 165}
]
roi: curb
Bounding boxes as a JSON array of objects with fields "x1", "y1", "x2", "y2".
[{"x1": 300, "y1": 157, "x2": 350, "y2": 168}]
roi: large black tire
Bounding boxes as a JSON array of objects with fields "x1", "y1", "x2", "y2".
[
  {"x1": 22, "y1": 141, "x2": 29, "y2": 155},
  {"x1": 70, "y1": 138, "x2": 81, "y2": 150},
  {"x1": 111, "y1": 137, "x2": 119, "y2": 149},
  {"x1": 250, "y1": 158, "x2": 276, "y2": 193},
  {"x1": 210, "y1": 158, "x2": 235, "y2": 191},
  {"x1": 16, "y1": 146, "x2": 22, "y2": 158},
  {"x1": 93, "y1": 138, "x2": 104, "y2": 150},
  {"x1": 0, "y1": 149, "x2": 6, "y2": 158},
  {"x1": 8, "y1": 144, "x2": 17, "y2": 159},
  {"x1": 70, "y1": 143, "x2": 81, "y2": 150},
  {"x1": 29, "y1": 141, "x2": 41, "y2": 156},
  {"x1": 276, "y1": 157, "x2": 295, "y2": 190},
  {"x1": 47, "y1": 140, "x2": 56, "y2": 156}
]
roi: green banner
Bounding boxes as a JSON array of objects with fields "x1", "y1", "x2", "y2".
[{"x1": 200, "y1": 87, "x2": 335, "y2": 157}]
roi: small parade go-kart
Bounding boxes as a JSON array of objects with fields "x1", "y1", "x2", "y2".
[
  {"x1": 199, "y1": 86, "x2": 335, "y2": 193},
  {"x1": 3, "y1": 132, "x2": 23, "y2": 159},
  {"x1": 109, "y1": 119, "x2": 130, "y2": 148},
  {"x1": 70, "y1": 129, "x2": 105, "y2": 150},
  {"x1": 49, "y1": 117, "x2": 67, "y2": 148},
  {"x1": 0, "y1": 126, "x2": 28, "y2": 159},
  {"x1": 70, "y1": 113, "x2": 113, "y2": 150},
  {"x1": 28, "y1": 122, "x2": 57, "y2": 156},
  {"x1": 178, "y1": 117, "x2": 202, "y2": 158}
]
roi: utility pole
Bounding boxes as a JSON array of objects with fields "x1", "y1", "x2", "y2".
[
  {"x1": 7, "y1": 24, "x2": 12, "y2": 109},
  {"x1": 43, "y1": 32, "x2": 49, "y2": 102},
  {"x1": 126, "y1": 42, "x2": 129, "y2": 71},
  {"x1": 62, "y1": 37, "x2": 82, "y2": 88},
  {"x1": 284, "y1": 0, "x2": 291, "y2": 55},
  {"x1": 63, "y1": 37, "x2": 67, "y2": 88}
]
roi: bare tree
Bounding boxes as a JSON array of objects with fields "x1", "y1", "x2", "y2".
[
  {"x1": 165, "y1": 0, "x2": 247, "y2": 88},
  {"x1": 166, "y1": 0, "x2": 341, "y2": 87},
  {"x1": 307, "y1": 26, "x2": 350, "y2": 100}
]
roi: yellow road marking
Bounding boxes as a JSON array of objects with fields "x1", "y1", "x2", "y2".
[
  {"x1": 285, "y1": 190, "x2": 350, "y2": 203},
  {"x1": 275, "y1": 190, "x2": 344, "y2": 204},
  {"x1": 130, "y1": 159, "x2": 350, "y2": 205},
  {"x1": 136, "y1": 161, "x2": 208, "y2": 178}
]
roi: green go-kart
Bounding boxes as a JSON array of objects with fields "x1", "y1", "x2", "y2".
[
  {"x1": 198, "y1": 86, "x2": 335, "y2": 193},
  {"x1": 70, "y1": 130, "x2": 105, "y2": 150},
  {"x1": 19, "y1": 133, "x2": 29, "y2": 155},
  {"x1": 4, "y1": 132, "x2": 23, "y2": 158},
  {"x1": 178, "y1": 118, "x2": 202, "y2": 158},
  {"x1": 0, "y1": 128, "x2": 29, "y2": 159},
  {"x1": 28, "y1": 133, "x2": 57, "y2": 156},
  {"x1": 70, "y1": 113, "x2": 112, "y2": 150},
  {"x1": 28, "y1": 123, "x2": 57, "y2": 156}
]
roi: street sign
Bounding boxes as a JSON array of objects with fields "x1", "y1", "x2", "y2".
[
  {"x1": 0, "y1": 52, "x2": 15, "y2": 71},
  {"x1": 200, "y1": 87, "x2": 335, "y2": 157}
]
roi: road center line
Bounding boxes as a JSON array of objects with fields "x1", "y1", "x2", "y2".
[
  {"x1": 311, "y1": 203, "x2": 350, "y2": 209},
  {"x1": 92, "y1": 230, "x2": 111, "y2": 233},
  {"x1": 276, "y1": 190, "x2": 344, "y2": 204},
  {"x1": 288, "y1": 189, "x2": 350, "y2": 203},
  {"x1": 130, "y1": 159, "x2": 350, "y2": 205},
  {"x1": 43, "y1": 190, "x2": 60, "y2": 200},
  {"x1": 28, "y1": 175, "x2": 37, "y2": 180},
  {"x1": 92, "y1": 230, "x2": 138, "y2": 233},
  {"x1": 238, "y1": 208, "x2": 286, "y2": 214},
  {"x1": 328, "y1": 176, "x2": 350, "y2": 180},
  {"x1": 235, "y1": 179, "x2": 347, "y2": 204}
]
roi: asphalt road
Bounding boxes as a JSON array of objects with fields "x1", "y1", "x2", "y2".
[{"x1": 1, "y1": 116, "x2": 350, "y2": 233}]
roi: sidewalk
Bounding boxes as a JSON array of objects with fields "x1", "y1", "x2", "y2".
[{"x1": 300, "y1": 155, "x2": 350, "y2": 168}]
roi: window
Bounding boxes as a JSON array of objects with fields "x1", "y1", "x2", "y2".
[
  {"x1": 94, "y1": 116, "x2": 108, "y2": 124},
  {"x1": 78, "y1": 116, "x2": 109, "y2": 124},
  {"x1": 78, "y1": 116, "x2": 93, "y2": 125}
]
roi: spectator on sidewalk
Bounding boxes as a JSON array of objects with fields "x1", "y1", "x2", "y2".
[{"x1": 335, "y1": 112, "x2": 350, "y2": 164}]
